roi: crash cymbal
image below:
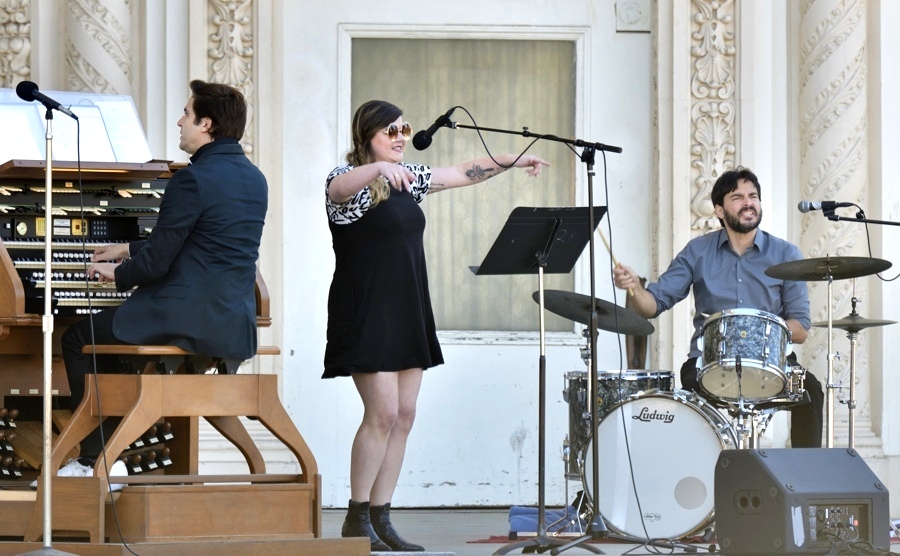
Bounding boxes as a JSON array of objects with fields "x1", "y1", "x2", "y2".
[
  {"x1": 811, "y1": 314, "x2": 897, "y2": 333},
  {"x1": 533, "y1": 290, "x2": 655, "y2": 336},
  {"x1": 765, "y1": 256, "x2": 892, "y2": 281}
]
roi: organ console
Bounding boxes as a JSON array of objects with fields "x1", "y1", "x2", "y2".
[
  {"x1": 0, "y1": 159, "x2": 171, "y2": 469},
  {"x1": 0, "y1": 158, "x2": 352, "y2": 552}
]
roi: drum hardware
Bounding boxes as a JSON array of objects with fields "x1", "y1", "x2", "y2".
[
  {"x1": 810, "y1": 295, "x2": 897, "y2": 448},
  {"x1": 579, "y1": 328, "x2": 592, "y2": 366},
  {"x1": 766, "y1": 255, "x2": 892, "y2": 448},
  {"x1": 547, "y1": 480, "x2": 588, "y2": 537},
  {"x1": 715, "y1": 361, "x2": 808, "y2": 448},
  {"x1": 727, "y1": 400, "x2": 778, "y2": 450}
]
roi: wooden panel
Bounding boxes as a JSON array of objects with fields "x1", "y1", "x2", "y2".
[{"x1": 105, "y1": 484, "x2": 317, "y2": 542}]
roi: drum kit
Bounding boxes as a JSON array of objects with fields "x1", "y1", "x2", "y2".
[{"x1": 543, "y1": 255, "x2": 894, "y2": 542}]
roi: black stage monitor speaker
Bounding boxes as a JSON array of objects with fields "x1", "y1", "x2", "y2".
[{"x1": 715, "y1": 448, "x2": 890, "y2": 555}]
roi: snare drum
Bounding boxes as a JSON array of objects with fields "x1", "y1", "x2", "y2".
[
  {"x1": 697, "y1": 309, "x2": 792, "y2": 402},
  {"x1": 564, "y1": 370, "x2": 673, "y2": 479},
  {"x1": 582, "y1": 390, "x2": 737, "y2": 539}
]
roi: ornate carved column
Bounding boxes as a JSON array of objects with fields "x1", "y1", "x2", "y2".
[
  {"x1": 690, "y1": 0, "x2": 737, "y2": 232},
  {"x1": 206, "y1": 0, "x2": 255, "y2": 155},
  {"x1": 796, "y1": 0, "x2": 879, "y2": 451},
  {"x1": 0, "y1": 0, "x2": 31, "y2": 88},
  {"x1": 65, "y1": 0, "x2": 131, "y2": 94}
]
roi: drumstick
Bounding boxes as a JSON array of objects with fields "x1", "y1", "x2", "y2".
[{"x1": 598, "y1": 228, "x2": 634, "y2": 297}]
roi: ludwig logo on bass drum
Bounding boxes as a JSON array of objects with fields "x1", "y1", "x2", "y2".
[{"x1": 632, "y1": 406, "x2": 675, "y2": 423}]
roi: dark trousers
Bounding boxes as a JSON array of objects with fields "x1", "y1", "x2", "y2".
[
  {"x1": 61, "y1": 307, "x2": 125, "y2": 459},
  {"x1": 681, "y1": 355, "x2": 824, "y2": 448}
]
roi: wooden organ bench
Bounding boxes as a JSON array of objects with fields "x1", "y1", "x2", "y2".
[{"x1": 20, "y1": 270, "x2": 344, "y2": 550}]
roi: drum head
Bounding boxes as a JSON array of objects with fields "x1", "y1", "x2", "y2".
[{"x1": 583, "y1": 391, "x2": 733, "y2": 539}]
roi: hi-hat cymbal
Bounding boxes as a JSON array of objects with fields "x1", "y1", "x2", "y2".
[
  {"x1": 811, "y1": 314, "x2": 897, "y2": 333},
  {"x1": 533, "y1": 290, "x2": 655, "y2": 336},
  {"x1": 765, "y1": 256, "x2": 892, "y2": 281}
]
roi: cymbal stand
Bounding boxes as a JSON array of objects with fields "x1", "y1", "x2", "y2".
[
  {"x1": 841, "y1": 294, "x2": 863, "y2": 448},
  {"x1": 825, "y1": 273, "x2": 837, "y2": 448}
]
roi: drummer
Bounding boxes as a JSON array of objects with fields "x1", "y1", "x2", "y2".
[{"x1": 613, "y1": 167, "x2": 824, "y2": 448}]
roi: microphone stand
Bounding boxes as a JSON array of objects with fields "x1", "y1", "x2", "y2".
[
  {"x1": 449, "y1": 120, "x2": 620, "y2": 555},
  {"x1": 449, "y1": 122, "x2": 623, "y2": 155},
  {"x1": 820, "y1": 207, "x2": 900, "y2": 227},
  {"x1": 554, "y1": 145, "x2": 612, "y2": 554},
  {"x1": 19, "y1": 109, "x2": 78, "y2": 556}
]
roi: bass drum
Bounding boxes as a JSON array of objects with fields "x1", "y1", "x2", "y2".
[{"x1": 582, "y1": 390, "x2": 737, "y2": 540}]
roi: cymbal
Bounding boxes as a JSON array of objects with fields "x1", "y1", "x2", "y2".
[
  {"x1": 811, "y1": 314, "x2": 897, "y2": 333},
  {"x1": 765, "y1": 256, "x2": 892, "y2": 281},
  {"x1": 533, "y1": 290, "x2": 655, "y2": 336}
]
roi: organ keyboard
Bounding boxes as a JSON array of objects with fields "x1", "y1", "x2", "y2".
[{"x1": 0, "y1": 159, "x2": 170, "y2": 317}]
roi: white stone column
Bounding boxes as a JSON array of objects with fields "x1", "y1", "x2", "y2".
[
  {"x1": 795, "y1": 0, "x2": 878, "y2": 451},
  {"x1": 65, "y1": 0, "x2": 132, "y2": 93}
]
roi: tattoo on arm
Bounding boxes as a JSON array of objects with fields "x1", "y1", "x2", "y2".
[
  {"x1": 465, "y1": 164, "x2": 498, "y2": 182},
  {"x1": 430, "y1": 181, "x2": 447, "y2": 191}
]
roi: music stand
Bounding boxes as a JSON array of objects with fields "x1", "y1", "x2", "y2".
[{"x1": 472, "y1": 206, "x2": 606, "y2": 556}]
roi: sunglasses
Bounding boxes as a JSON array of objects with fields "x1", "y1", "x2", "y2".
[{"x1": 382, "y1": 122, "x2": 412, "y2": 141}]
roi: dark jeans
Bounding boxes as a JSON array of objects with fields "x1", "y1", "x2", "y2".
[
  {"x1": 681, "y1": 354, "x2": 824, "y2": 448},
  {"x1": 61, "y1": 307, "x2": 125, "y2": 459}
]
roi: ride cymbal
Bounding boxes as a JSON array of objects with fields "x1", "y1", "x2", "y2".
[
  {"x1": 533, "y1": 290, "x2": 655, "y2": 336},
  {"x1": 811, "y1": 314, "x2": 897, "y2": 333},
  {"x1": 765, "y1": 256, "x2": 891, "y2": 281}
]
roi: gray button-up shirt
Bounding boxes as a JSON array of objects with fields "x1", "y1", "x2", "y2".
[{"x1": 646, "y1": 229, "x2": 810, "y2": 358}]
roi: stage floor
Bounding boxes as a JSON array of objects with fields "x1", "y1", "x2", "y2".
[{"x1": 322, "y1": 508, "x2": 900, "y2": 556}]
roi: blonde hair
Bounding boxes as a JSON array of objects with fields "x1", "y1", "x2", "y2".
[{"x1": 347, "y1": 100, "x2": 403, "y2": 207}]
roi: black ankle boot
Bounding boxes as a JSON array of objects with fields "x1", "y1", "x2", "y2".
[
  {"x1": 342, "y1": 499, "x2": 390, "y2": 552},
  {"x1": 370, "y1": 503, "x2": 425, "y2": 552}
]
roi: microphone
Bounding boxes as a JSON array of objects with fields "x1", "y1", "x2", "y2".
[
  {"x1": 797, "y1": 200, "x2": 854, "y2": 213},
  {"x1": 412, "y1": 107, "x2": 456, "y2": 151},
  {"x1": 15, "y1": 81, "x2": 79, "y2": 120}
]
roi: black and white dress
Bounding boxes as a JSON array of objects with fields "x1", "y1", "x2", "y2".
[{"x1": 322, "y1": 163, "x2": 444, "y2": 378}]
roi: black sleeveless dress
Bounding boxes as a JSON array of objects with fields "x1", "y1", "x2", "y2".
[{"x1": 323, "y1": 164, "x2": 444, "y2": 378}]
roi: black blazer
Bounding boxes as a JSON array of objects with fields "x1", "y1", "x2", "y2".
[{"x1": 112, "y1": 139, "x2": 268, "y2": 360}]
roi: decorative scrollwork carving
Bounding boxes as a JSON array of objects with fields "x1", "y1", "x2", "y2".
[
  {"x1": 208, "y1": 0, "x2": 254, "y2": 155},
  {"x1": 0, "y1": 0, "x2": 31, "y2": 88},
  {"x1": 690, "y1": 0, "x2": 736, "y2": 231}
]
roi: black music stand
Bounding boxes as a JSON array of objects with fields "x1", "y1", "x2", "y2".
[{"x1": 472, "y1": 206, "x2": 606, "y2": 556}]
